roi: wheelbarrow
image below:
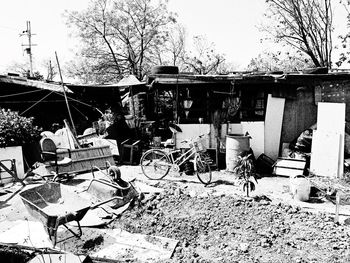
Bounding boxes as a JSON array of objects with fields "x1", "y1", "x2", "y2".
[
  {"x1": 87, "y1": 165, "x2": 139, "y2": 209},
  {"x1": 19, "y1": 182, "x2": 91, "y2": 246}
]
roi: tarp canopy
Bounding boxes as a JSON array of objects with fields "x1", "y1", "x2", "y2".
[
  {"x1": 115, "y1": 75, "x2": 145, "y2": 87},
  {"x1": 0, "y1": 75, "x2": 73, "y2": 93}
]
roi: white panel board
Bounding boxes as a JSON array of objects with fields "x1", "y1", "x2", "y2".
[
  {"x1": 273, "y1": 167, "x2": 305, "y2": 177},
  {"x1": 316, "y1": 102, "x2": 345, "y2": 177},
  {"x1": 209, "y1": 124, "x2": 216, "y2": 148},
  {"x1": 275, "y1": 158, "x2": 306, "y2": 169},
  {"x1": 0, "y1": 146, "x2": 25, "y2": 183},
  {"x1": 264, "y1": 94, "x2": 285, "y2": 161},
  {"x1": 91, "y1": 138, "x2": 119, "y2": 156},
  {"x1": 310, "y1": 130, "x2": 340, "y2": 177},
  {"x1": 227, "y1": 123, "x2": 243, "y2": 135},
  {"x1": 175, "y1": 124, "x2": 211, "y2": 148},
  {"x1": 242, "y1": 121, "x2": 265, "y2": 158}
]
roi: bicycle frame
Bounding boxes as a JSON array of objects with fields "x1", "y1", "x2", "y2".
[
  {"x1": 140, "y1": 134, "x2": 212, "y2": 185},
  {"x1": 167, "y1": 145, "x2": 198, "y2": 168}
]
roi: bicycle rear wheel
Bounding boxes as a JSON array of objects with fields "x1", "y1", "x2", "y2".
[
  {"x1": 195, "y1": 154, "x2": 212, "y2": 185},
  {"x1": 140, "y1": 149, "x2": 171, "y2": 180}
]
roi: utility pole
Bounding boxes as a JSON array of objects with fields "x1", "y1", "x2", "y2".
[{"x1": 20, "y1": 21, "x2": 36, "y2": 77}]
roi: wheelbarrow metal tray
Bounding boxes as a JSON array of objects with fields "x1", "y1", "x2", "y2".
[
  {"x1": 19, "y1": 182, "x2": 90, "y2": 243},
  {"x1": 87, "y1": 178, "x2": 138, "y2": 209}
]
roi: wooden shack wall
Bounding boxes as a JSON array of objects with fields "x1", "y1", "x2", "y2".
[{"x1": 281, "y1": 86, "x2": 317, "y2": 144}]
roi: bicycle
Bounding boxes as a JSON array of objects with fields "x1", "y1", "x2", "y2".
[{"x1": 140, "y1": 134, "x2": 212, "y2": 185}]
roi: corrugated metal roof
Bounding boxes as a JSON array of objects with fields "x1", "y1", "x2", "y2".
[
  {"x1": 148, "y1": 71, "x2": 350, "y2": 85},
  {"x1": 0, "y1": 75, "x2": 73, "y2": 93}
]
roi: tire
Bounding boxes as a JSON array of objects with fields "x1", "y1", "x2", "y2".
[
  {"x1": 150, "y1": 66, "x2": 179, "y2": 75},
  {"x1": 195, "y1": 154, "x2": 212, "y2": 185},
  {"x1": 140, "y1": 149, "x2": 171, "y2": 180}
]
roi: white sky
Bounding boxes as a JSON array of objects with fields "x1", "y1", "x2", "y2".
[
  {"x1": 168, "y1": 0, "x2": 268, "y2": 69},
  {"x1": 0, "y1": 0, "x2": 85, "y2": 74},
  {"x1": 0, "y1": 0, "x2": 348, "y2": 77}
]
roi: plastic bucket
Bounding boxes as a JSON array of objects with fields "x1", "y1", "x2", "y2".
[
  {"x1": 290, "y1": 176, "x2": 311, "y2": 201},
  {"x1": 225, "y1": 134, "x2": 251, "y2": 172}
]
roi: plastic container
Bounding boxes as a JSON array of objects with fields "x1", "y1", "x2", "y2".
[
  {"x1": 225, "y1": 134, "x2": 251, "y2": 172},
  {"x1": 290, "y1": 176, "x2": 311, "y2": 202},
  {"x1": 256, "y1": 154, "x2": 274, "y2": 175}
]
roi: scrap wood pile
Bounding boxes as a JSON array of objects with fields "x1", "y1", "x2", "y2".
[
  {"x1": 0, "y1": 164, "x2": 183, "y2": 262},
  {"x1": 309, "y1": 175, "x2": 350, "y2": 204}
]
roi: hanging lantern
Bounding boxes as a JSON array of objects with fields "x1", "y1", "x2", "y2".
[{"x1": 183, "y1": 88, "x2": 193, "y2": 119}]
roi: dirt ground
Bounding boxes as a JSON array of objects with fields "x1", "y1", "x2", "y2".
[
  {"x1": 1, "y1": 166, "x2": 350, "y2": 263},
  {"x1": 111, "y1": 180, "x2": 350, "y2": 263},
  {"x1": 110, "y1": 167, "x2": 350, "y2": 263}
]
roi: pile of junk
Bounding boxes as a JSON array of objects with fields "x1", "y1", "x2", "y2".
[{"x1": 273, "y1": 124, "x2": 350, "y2": 210}]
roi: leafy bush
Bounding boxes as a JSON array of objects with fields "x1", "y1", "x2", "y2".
[{"x1": 0, "y1": 108, "x2": 42, "y2": 147}]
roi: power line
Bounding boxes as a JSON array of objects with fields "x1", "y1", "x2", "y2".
[
  {"x1": 0, "y1": 89, "x2": 44, "y2": 98},
  {"x1": 51, "y1": 90, "x2": 103, "y2": 115},
  {"x1": 20, "y1": 91, "x2": 54, "y2": 115}
]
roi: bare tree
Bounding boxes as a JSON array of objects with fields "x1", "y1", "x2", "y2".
[
  {"x1": 65, "y1": 0, "x2": 176, "y2": 83},
  {"x1": 167, "y1": 24, "x2": 186, "y2": 66},
  {"x1": 182, "y1": 35, "x2": 226, "y2": 75},
  {"x1": 247, "y1": 50, "x2": 314, "y2": 72},
  {"x1": 263, "y1": 0, "x2": 333, "y2": 68},
  {"x1": 43, "y1": 60, "x2": 57, "y2": 81},
  {"x1": 6, "y1": 61, "x2": 29, "y2": 76},
  {"x1": 336, "y1": 0, "x2": 350, "y2": 67},
  {"x1": 149, "y1": 23, "x2": 187, "y2": 69},
  {"x1": 6, "y1": 61, "x2": 44, "y2": 80}
]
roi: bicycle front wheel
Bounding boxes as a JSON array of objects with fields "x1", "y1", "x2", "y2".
[
  {"x1": 140, "y1": 149, "x2": 171, "y2": 180},
  {"x1": 195, "y1": 154, "x2": 212, "y2": 185}
]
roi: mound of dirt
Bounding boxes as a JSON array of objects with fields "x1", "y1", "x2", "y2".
[{"x1": 111, "y1": 183, "x2": 350, "y2": 263}]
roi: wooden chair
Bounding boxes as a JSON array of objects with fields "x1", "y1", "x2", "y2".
[{"x1": 40, "y1": 137, "x2": 72, "y2": 175}]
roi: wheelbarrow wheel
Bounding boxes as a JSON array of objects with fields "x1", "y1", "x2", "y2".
[{"x1": 140, "y1": 149, "x2": 171, "y2": 180}]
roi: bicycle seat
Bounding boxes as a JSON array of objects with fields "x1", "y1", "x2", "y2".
[{"x1": 169, "y1": 123, "x2": 182, "y2": 134}]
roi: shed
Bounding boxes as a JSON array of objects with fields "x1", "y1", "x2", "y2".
[{"x1": 145, "y1": 70, "x2": 350, "y2": 161}]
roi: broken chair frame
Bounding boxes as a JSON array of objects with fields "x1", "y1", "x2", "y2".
[{"x1": 0, "y1": 159, "x2": 25, "y2": 186}]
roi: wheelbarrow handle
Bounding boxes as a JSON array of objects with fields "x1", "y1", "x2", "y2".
[{"x1": 90, "y1": 195, "x2": 124, "y2": 209}]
